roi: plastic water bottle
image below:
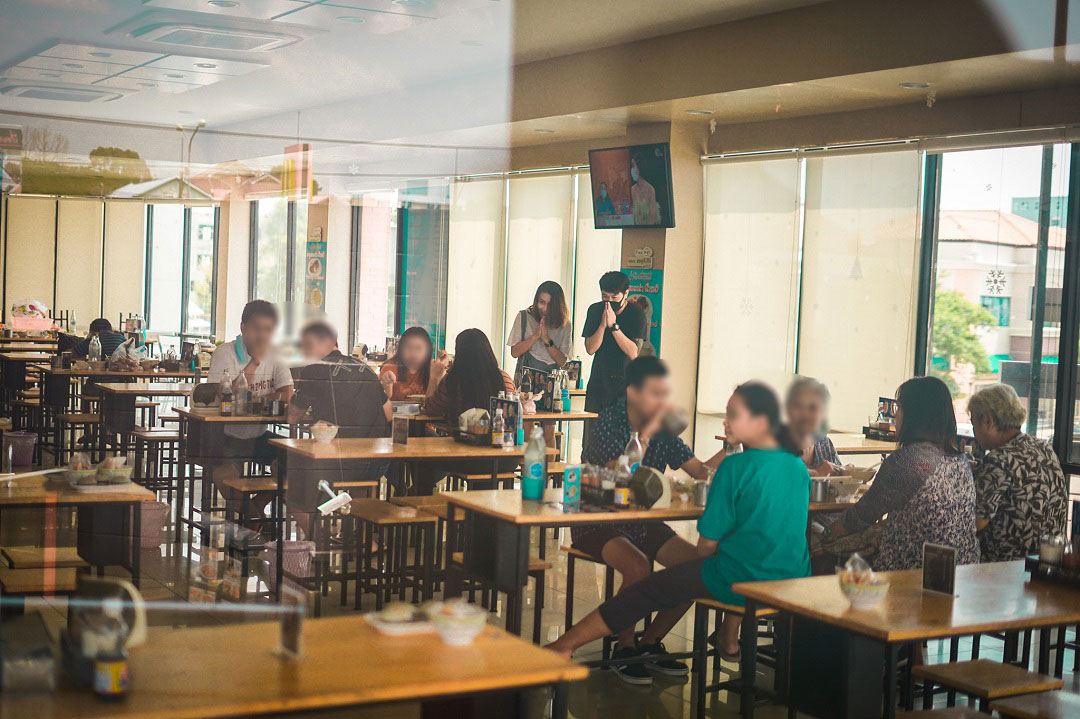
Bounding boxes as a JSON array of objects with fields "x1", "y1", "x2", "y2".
[
  {"x1": 521, "y1": 425, "x2": 546, "y2": 500},
  {"x1": 231, "y1": 371, "x2": 249, "y2": 416},
  {"x1": 491, "y1": 408, "x2": 506, "y2": 448},
  {"x1": 613, "y1": 455, "x2": 632, "y2": 508},
  {"x1": 88, "y1": 334, "x2": 102, "y2": 362},
  {"x1": 624, "y1": 432, "x2": 644, "y2": 473},
  {"x1": 514, "y1": 393, "x2": 525, "y2": 445},
  {"x1": 560, "y1": 370, "x2": 571, "y2": 412}
]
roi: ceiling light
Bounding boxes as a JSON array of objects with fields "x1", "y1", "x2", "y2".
[
  {"x1": 166, "y1": 73, "x2": 186, "y2": 78},
  {"x1": 685, "y1": 109, "x2": 713, "y2": 116},
  {"x1": 195, "y1": 62, "x2": 217, "y2": 69},
  {"x1": 89, "y1": 51, "x2": 112, "y2": 58},
  {"x1": 534, "y1": 128, "x2": 555, "y2": 134},
  {"x1": 336, "y1": 15, "x2": 366, "y2": 23},
  {"x1": 393, "y1": 0, "x2": 430, "y2": 7},
  {"x1": 208, "y1": 0, "x2": 238, "y2": 7},
  {"x1": 899, "y1": 82, "x2": 931, "y2": 90},
  {"x1": 138, "y1": 82, "x2": 157, "y2": 88},
  {"x1": 62, "y1": 63, "x2": 84, "y2": 69},
  {"x1": 41, "y1": 72, "x2": 61, "y2": 78},
  {"x1": 178, "y1": 110, "x2": 193, "y2": 114}
]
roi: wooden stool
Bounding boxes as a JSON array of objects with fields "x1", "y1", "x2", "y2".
[
  {"x1": 135, "y1": 400, "x2": 159, "y2": 427},
  {"x1": 131, "y1": 428, "x2": 180, "y2": 498},
  {"x1": 56, "y1": 412, "x2": 101, "y2": 464},
  {"x1": 897, "y1": 709, "x2": 987, "y2": 717},
  {"x1": 914, "y1": 659, "x2": 1063, "y2": 712},
  {"x1": 563, "y1": 544, "x2": 619, "y2": 659},
  {"x1": 449, "y1": 550, "x2": 551, "y2": 643},
  {"x1": 691, "y1": 598, "x2": 780, "y2": 719},
  {"x1": 351, "y1": 499, "x2": 438, "y2": 612},
  {"x1": 444, "y1": 471, "x2": 518, "y2": 491},
  {"x1": 990, "y1": 690, "x2": 1080, "y2": 718}
]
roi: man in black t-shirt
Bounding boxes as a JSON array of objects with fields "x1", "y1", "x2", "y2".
[
  {"x1": 287, "y1": 321, "x2": 391, "y2": 524},
  {"x1": 581, "y1": 270, "x2": 647, "y2": 415}
]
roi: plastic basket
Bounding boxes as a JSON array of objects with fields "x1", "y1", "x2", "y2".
[
  {"x1": 264, "y1": 540, "x2": 314, "y2": 590},
  {"x1": 3, "y1": 431, "x2": 37, "y2": 466},
  {"x1": 140, "y1": 501, "x2": 170, "y2": 550}
]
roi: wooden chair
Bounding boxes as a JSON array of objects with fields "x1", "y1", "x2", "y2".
[
  {"x1": 563, "y1": 544, "x2": 619, "y2": 659},
  {"x1": 56, "y1": 412, "x2": 101, "y2": 464},
  {"x1": 913, "y1": 659, "x2": 1063, "y2": 712},
  {"x1": 449, "y1": 550, "x2": 551, "y2": 643},
  {"x1": 131, "y1": 428, "x2": 181, "y2": 499},
  {"x1": 351, "y1": 499, "x2": 439, "y2": 613},
  {"x1": 990, "y1": 690, "x2": 1080, "y2": 718}
]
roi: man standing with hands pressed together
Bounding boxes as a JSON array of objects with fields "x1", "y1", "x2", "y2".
[{"x1": 582, "y1": 270, "x2": 647, "y2": 417}]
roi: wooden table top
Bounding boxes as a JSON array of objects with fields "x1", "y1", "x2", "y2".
[
  {"x1": 732, "y1": 560, "x2": 1080, "y2": 643},
  {"x1": 569, "y1": 388, "x2": 586, "y2": 396},
  {"x1": 0, "y1": 475, "x2": 156, "y2": 506},
  {"x1": 98, "y1": 382, "x2": 196, "y2": 396},
  {"x1": 442, "y1": 488, "x2": 704, "y2": 526},
  {"x1": 0, "y1": 615, "x2": 586, "y2": 719},
  {"x1": 407, "y1": 410, "x2": 596, "y2": 423},
  {"x1": 349, "y1": 498, "x2": 439, "y2": 525},
  {"x1": 714, "y1": 433, "x2": 897, "y2": 455},
  {"x1": 270, "y1": 436, "x2": 557, "y2": 461},
  {"x1": 47, "y1": 368, "x2": 199, "y2": 378},
  {"x1": 175, "y1": 407, "x2": 287, "y2": 424},
  {"x1": 808, "y1": 500, "x2": 859, "y2": 512},
  {"x1": 0, "y1": 352, "x2": 54, "y2": 360}
]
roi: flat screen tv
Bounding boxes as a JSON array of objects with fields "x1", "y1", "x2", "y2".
[{"x1": 588, "y1": 142, "x2": 674, "y2": 229}]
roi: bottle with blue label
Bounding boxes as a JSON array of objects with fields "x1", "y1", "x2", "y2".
[
  {"x1": 514, "y1": 393, "x2": 525, "y2": 446},
  {"x1": 559, "y1": 370, "x2": 571, "y2": 412},
  {"x1": 521, "y1": 425, "x2": 546, "y2": 500},
  {"x1": 624, "y1": 431, "x2": 644, "y2": 473}
]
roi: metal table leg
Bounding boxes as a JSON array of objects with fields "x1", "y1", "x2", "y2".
[{"x1": 740, "y1": 600, "x2": 758, "y2": 719}]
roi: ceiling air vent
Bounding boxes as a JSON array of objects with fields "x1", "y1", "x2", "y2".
[
  {"x1": 0, "y1": 83, "x2": 125, "y2": 103},
  {"x1": 131, "y1": 23, "x2": 299, "y2": 52}
]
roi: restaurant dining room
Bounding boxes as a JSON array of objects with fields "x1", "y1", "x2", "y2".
[{"x1": 3, "y1": 1, "x2": 1080, "y2": 718}]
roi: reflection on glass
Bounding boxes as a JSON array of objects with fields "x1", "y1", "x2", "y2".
[
  {"x1": 147, "y1": 204, "x2": 184, "y2": 334},
  {"x1": 186, "y1": 206, "x2": 216, "y2": 338},
  {"x1": 255, "y1": 197, "x2": 289, "y2": 307},
  {"x1": 932, "y1": 144, "x2": 1069, "y2": 442}
]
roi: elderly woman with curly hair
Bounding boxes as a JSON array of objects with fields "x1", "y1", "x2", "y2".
[{"x1": 968, "y1": 384, "x2": 1068, "y2": 562}]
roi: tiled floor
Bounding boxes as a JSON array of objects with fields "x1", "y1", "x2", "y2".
[{"x1": 8, "y1": 493, "x2": 1079, "y2": 718}]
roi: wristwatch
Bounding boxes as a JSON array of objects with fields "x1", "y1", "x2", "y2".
[
  {"x1": 545, "y1": 339, "x2": 555, "y2": 348},
  {"x1": 611, "y1": 323, "x2": 621, "y2": 332}
]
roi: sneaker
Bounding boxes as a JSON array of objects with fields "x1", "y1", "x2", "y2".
[
  {"x1": 638, "y1": 641, "x2": 689, "y2": 676},
  {"x1": 609, "y1": 646, "x2": 653, "y2": 685}
]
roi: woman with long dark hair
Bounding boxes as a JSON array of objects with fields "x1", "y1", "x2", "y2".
[
  {"x1": 508, "y1": 280, "x2": 571, "y2": 375},
  {"x1": 414, "y1": 329, "x2": 516, "y2": 494},
  {"x1": 546, "y1": 381, "x2": 811, "y2": 660},
  {"x1": 379, "y1": 326, "x2": 446, "y2": 401},
  {"x1": 825, "y1": 376, "x2": 979, "y2": 570}
]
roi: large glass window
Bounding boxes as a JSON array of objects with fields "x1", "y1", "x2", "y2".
[
  {"x1": 251, "y1": 197, "x2": 310, "y2": 332},
  {"x1": 145, "y1": 203, "x2": 218, "y2": 347},
  {"x1": 573, "y1": 170, "x2": 623, "y2": 384},
  {"x1": 931, "y1": 144, "x2": 1069, "y2": 440},
  {"x1": 447, "y1": 178, "x2": 507, "y2": 351}
]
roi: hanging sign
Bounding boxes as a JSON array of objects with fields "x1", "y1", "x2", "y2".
[{"x1": 304, "y1": 226, "x2": 326, "y2": 310}]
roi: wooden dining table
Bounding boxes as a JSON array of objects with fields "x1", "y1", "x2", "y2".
[
  {"x1": 0, "y1": 615, "x2": 587, "y2": 719},
  {"x1": 98, "y1": 382, "x2": 196, "y2": 436},
  {"x1": 723, "y1": 560, "x2": 1080, "y2": 719},
  {"x1": 714, "y1": 433, "x2": 898, "y2": 456},
  {"x1": 441, "y1": 487, "x2": 705, "y2": 636}
]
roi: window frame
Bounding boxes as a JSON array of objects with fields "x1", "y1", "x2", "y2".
[{"x1": 144, "y1": 202, "x2": 219, "y2": 341}]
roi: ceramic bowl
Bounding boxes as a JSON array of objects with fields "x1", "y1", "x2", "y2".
[
  {"x1": 837, "y1": 571, "x2": 890, "y2": 610},
  {"x1": 429, "y1": 600, "x2": 487, "y2": 646},
  {"x1": 64, "y1": 468, "x2": 98, "y2": 486},
  {"x1": 310, "y1": 423, "x2": 339, "y2": 444}
]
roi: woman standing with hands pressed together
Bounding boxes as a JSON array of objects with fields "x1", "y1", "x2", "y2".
[{"x1": 508, "y1": 281, "x2": 572, "y2": 375}]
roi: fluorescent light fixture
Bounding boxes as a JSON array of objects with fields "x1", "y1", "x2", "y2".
[
  {"x1": 899, "y1": 81, "x2": 931, "y2": 89},
  {"x1": 685, "y1": 109, "x2": 713, "y2": 116},
  {"x1": 208, "y1": 0, "x2": 238, "y2": 7},
  {"x1": 195, "y1": 62, "x2": 217, "y2": 68},
  {"x1": 336, "y1": 16, "x2": 366, "y2": 24},
  {"x1": 534, "y1": 128, "x2": 555, "y2": 134}
]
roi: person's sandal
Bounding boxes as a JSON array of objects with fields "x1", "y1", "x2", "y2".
[{"x1": 707, "y1": 633, "x2": 741, "y2": 662}]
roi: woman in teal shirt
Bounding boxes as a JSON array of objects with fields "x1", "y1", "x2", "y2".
[{"x1": 546, "y1": 381, "x2": 811, "y2": 660}]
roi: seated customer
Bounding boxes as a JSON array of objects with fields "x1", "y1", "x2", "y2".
[
  {"x1": 287, "y1": 320, "x2": 391, "y2": 534},
  {"x1": 785, "y1": 376, "x2": 843, "y2": 476},
  {"x1": 205, "y1": 300, "x2": 294, "y2": 526},
  {"x1": 547, "y1": 381, "x2": 810, "y2": 660},
  {"x1": 379, "y1": 326, "x2": 445, "y2": 401},
  {"x1": 825, "y1": 376, "x2": 979, "y2": 570},
  {"x1": 968, "y1": 384, "x2": 1067, "y2": 561},
  {"x1": 571, "y1": 356, "x2": 724, "y2": 684},
  {"x1": 414, "y1": 328, "x2": 514, "y2": 494},
  {"x1": 72, "y1": 318, "x2": 126, "y2": 358}
]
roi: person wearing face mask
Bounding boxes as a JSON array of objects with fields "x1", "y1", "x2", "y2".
[
  {"x1": 582, "y1": 271, "x2": 647, "y2": 417},
  {"x1": 595, "y1": 181, "x2": 615, "y2": 216},
  {"x1": 630, "y1": 153, "x2": 659, "y2": 225}
]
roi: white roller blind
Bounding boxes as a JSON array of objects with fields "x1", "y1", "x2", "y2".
[
  {"x1": 446, "y1": 178, "x2": 506, "y2": 352},
  {"x1": 503, "y1": 173, "x2": 574, "y2": 369},
  {"x1": 56, "y1": 198, "x2": 105, "y2": 323},
  {"x1": 694, "y1": 158, "x2": 802, "y2": 449},
  {"x1": 572, "y1": 170, "x2": 622, "y2": 384},
  {"x1": 103, "y1": 200, "x2": 145, "y2": 320},
  {"x1": 5, "y1": 196, "x2": 57, "y2": 316},
  {"x1": 798, "y1": 151, "x2": 922, "y2": 431}
]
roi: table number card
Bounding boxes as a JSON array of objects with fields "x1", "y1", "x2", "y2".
[
  {"x1": 392, "y1": 416, "x2": 410, "y2": 445},
  {"x1": 922, "y1": 542, "x2": 957, "y2": 596}
]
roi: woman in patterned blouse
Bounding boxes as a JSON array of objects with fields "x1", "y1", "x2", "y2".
[
  {"x1": 785, "y1": 376, "x2": 844, "y2": 476},
  {"x1": 968, "y1": 384, "x2": 1067, "y2": 562},
  {"x1": 826, "y1": 376, "x2": 979, "y2": 570}
]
